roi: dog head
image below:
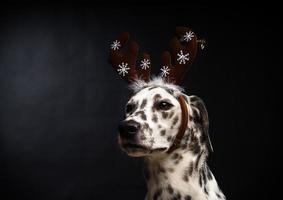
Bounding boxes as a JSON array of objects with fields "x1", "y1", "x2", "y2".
[{"x1": 118, "y1": 79, "x2": 213, "y2": 157}]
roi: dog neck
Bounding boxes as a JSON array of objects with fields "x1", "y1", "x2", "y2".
[{"x1": 143, "y1": 149, "x2": 225, "y2": 200}]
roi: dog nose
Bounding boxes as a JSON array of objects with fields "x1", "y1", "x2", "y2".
[{"x1": 118, "y1": 120, "x2": 140, "y2": 139}]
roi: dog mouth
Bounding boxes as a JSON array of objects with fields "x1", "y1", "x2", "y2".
[{"x1": 121, "y1": 142, "x2": 167, "y2": 155}]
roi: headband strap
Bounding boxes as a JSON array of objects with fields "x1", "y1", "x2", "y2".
[{"x1": 167, "y1": 95, "x2": 188, "y2": 153}]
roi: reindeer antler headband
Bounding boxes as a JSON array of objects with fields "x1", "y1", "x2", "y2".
[
  {"x1": 109, "y1": 26, "x2": 205, "y2": 84},
  {"x1": 109, "y1": 26, "x2": 205, "y2": 153}
]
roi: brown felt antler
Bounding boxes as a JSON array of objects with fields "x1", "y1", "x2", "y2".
[
  {"x1": 109, "y1": 27, "x2": 204, "y2": 84},
  {"x1": 109, "y1": 32, "x2": 151, "y2": 83},
  {"x1": 160, "y1": 27, "x2": 204, "y2": 84}
]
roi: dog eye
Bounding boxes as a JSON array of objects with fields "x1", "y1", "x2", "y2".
[
  {"x1": 125, "y1": 104, "x2": 135, "y2": 113},
  {"x1": 156, "y1": 101, "x2": 173, "y2": 110}
]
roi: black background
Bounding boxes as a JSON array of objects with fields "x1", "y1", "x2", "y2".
[{"x1": 0, "y1": 2, "x2": 281, "y2": 200}]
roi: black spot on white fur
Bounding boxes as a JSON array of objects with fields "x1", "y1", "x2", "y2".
[
  {"x1": 172, "y1": 191, "x2": 181, "y2": 200},
  {"x1": 162, "y1": 111, "x2": 169, "y2": 119},
  {"x1": 153, "y1": 94, "x2": 161, "y2": 101},
  {"x1": 140, "y1": 99, "x2": 147, "y2": 109},
  {"x1": 173, "y1": 116, "x2": 179, "y2": 125},
  {"x1": 167, "y1": 184, "x2": 174, "y2": 194},
  {"x1": 140, "y1": 134, "x2": 146, "y2": 140},
  {"x1": 158, "y1": 165, "x2": 166, "y2": 173},
  {"x1": 171, "y1": 153, "x2": 183, "y2": 165},
  {"x1": 189, "y1": 134, "x2": 201, "y2": 155},
  {"x1": 171, "y1": 153, "x2": 179, "y2": 160},
  {"x1": 126, "y1": 101, "x2": 138, "y2": 115},
  {"x1": 204, "y1": 186, "x2": 209, "y2": 195},
  {"x1": 199, "y1": 172, "x2": 203, "y2": 187},
  {"x1": 153, "y1": 188, "x2": 162, "y2": 200},
  {"x1": 183, "y1": 170, "x2": 189, "y2": 182},
  {"x1": 165, "y1": 88, "x2": 174, "y2": 95},
  {"x1": 171, "y1": 116, "x2": 179, "y2": 129},
  {"x1": 143, "y1": 123, "x2": 149, "y2": 129},
  {"x1": 135, "y1": 111, "x2": 147, "y2": 121},
  {"x1": 185, "y1": 195, "x2": 192, "y2": 200},
  {"x1": 160, "y1": 129, "x2": 166, "y2": 136},
  {"x1": 189, "y1": 162, "x2": 194, "y2": 176},
  {"x1": 150, "y1": 138, "x2": 155, "y2": 146},
  {"x1": 183, "y1": 163, "x2": 194, "y2": 182},
  {"x1": 152, "y1": 114, "x2": 158, "y2": 122},
  {"x1": 169, "y1": 111, "x2": 174, "y2": 119}
]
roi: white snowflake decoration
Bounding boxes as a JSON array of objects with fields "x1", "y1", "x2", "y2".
[
  {"x1": 160, "y1": 66, "x2": 170, "y2": 77},
  {"x1": 110, "y1": 40, "x2": 121, "y2": 50},
  {"x1": 183, "y1": 31, "x2": 194, "y2": 42},
  {"x1": 117, "y1": 62, "x2": 130, "y2": 76},
  {"x1": 177, "y1": 50, "x2": 190, "y2": 64},
  {"x1": 140, "y1": 59, "x2": 150, "y2": 70},
  {"x1": 200, "y1": 43, "x2": 205, "y2": 50}
]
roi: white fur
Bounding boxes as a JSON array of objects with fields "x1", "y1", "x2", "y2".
[{"x1": 129, "y1": 77, "x2": 184, "y2": 97}]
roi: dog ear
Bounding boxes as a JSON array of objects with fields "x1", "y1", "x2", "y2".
[{"x1": 189, "y1": 95, "x2": 213, "y2": 152}]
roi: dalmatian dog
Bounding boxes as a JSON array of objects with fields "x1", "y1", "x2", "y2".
[
  {"x1": 118, "y1": 78, "x2": 225, "y2": 200},
  {"x1": 109, "y1": 27, "x2": 226, "y2": 200}
]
